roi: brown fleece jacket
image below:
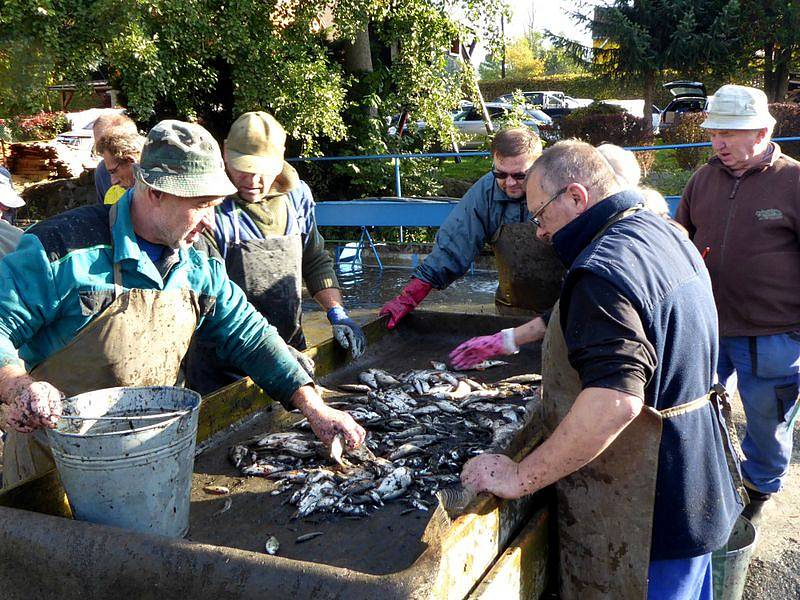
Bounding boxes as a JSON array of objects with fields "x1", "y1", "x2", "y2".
[{"x1": 676, "y1": 143, "x2": 800, "y2": 337}]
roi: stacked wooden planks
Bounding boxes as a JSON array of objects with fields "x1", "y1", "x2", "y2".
[{"x1": 6, "y1": 142, "x2": 84, "y2": 181}]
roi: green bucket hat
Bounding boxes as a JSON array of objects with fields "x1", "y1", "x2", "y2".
[{"x1": 136, "y1": 120, "x2": 237, "y2": 197}]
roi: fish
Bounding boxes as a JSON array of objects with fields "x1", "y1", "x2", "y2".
[
  {"x1": 330, "y1": 433, "x2": 347, "y2": 467},
  {"x1": 241, "y1": 462, "x2": 289, "y2": 477},
  {"x1": 375, "y1": 466, "x2": 413, "y2": 500},
  {"x1": 213, "y1": 497, "x2": 233, "y2": 516},
  {"x1": 339, "y1": 383, "x2": 373, "y2": 393},
  {"x1": 264, "y1": 535, "x2": 280, "y2": 555},
  {"x1": 370, "y1": 369, "x2": 401, "y2": 388},
  {"x1": 455, "y1": 359, "x2": 510, "y2": 371},
  {"x1": 499, "y1": 373, "x2": 542, "y2": 384},
  {"x1": 358, "y1": 371, "x2": 379, "y2": 389},
  {"x1": 202, "y1": 484, "x2": 230, "y2": 495},
  {"x1": 295, "y1": 531, "x2": 325, "y2": 543}
]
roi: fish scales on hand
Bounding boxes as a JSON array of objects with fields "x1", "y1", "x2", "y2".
[{"x1": 227, "y1": 364, "x2": 539, "y2": 520}]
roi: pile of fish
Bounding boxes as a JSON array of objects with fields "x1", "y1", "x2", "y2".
[{"x1": 229, "y1": 362, "x2": 540, "y2": 521}]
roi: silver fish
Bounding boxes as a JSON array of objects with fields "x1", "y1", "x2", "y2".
[
  {"x1": 371, "y1": 369, "x2": 401, "y2": 388},
  {"x1": 376, "y1": 466, "x2": 413, "y2": 500},
  {"x1": 241, "y1": 462, "x2": 288, "y2": 477},
  {"x1": 457, "y1": 359, "x2": 509, "y2": 371},
  {"x1": 213, "y1": 497, "x2": 233, "y2": 516},
  {"x1": 430, "y1": 361, "x2": 447, "y2": 371},
  {"x1": 388, "y1": 443, "x2": 424, "y2": 460},
  {"x1": 339, "y1": 383, "x2": 373, "y2": 393},
  {"x1": 295, "y1": 531, "x2": 324, "y2": 543},
  {"x1": 330, "y1": 433, "x2": 346, "y2": 467},
  {"x1": 499, "y1": 373, "x2": 542, "y2": 384},
  {"x1": 358, "y1": 371, "x2": 379, "y2": 389}
]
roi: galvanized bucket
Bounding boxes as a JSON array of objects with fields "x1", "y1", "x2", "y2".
[
  {"x1": 711, "y1": 515, "x2": 759, "y2": 600},
  {"x1": 46, "y1": 386, "x2": 201, "y2": 538}
]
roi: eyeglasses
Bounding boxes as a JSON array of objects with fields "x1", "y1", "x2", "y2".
[
  {"x1": 106, "y1": 160, "x2": 123, "y2": 176},
  {"x1": 530, "y1": 186, "x2": 568, "y2": 227},
  {"x1": 492, "y1": 169, "x2": 527, "y2": 182}
]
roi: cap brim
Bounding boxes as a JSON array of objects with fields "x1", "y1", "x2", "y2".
[
  {"x1": 0, "y1": 186, "x2": 25, "y2": 208},
  {"x1": 225, "y1": 149, "x2": 284, "y2": 175},
  {"x1": 700, "y1": 113, "x2": 776, "y2": 130},
  {"x1": 135, "y1": 166, "x2": 237, "y2": 198}
]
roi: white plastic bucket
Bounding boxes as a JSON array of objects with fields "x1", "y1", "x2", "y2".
[{"x1": 46, "y1": 386, "x2": 201, "y2": 538}]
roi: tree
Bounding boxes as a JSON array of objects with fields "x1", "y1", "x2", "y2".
[
  {"x1": 552, "y1": 1, "x2": 744, "y2": 125},
  {"x1": 505, "y1": 38, "x2": 545, "y2": 79},
  {"x1": 0, "y1": 0, "x2": 506, "y2": 157},
  {"x1": 741, "y1": 1, "x2": 800, "y2": 102}
]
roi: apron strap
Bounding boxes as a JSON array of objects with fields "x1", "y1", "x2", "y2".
[
  {"x1": 709, "y1": 383, "x2": 750, "y2": 506},
  {"x1": 231, "y1": 201, "x2": 241, "y2": 246},
  {"x1": 108, "y1": 203, "x2": 124, "y2": 298},
  {"x1": 658, "y1": 395, "x2": 709, "y2": 418}
]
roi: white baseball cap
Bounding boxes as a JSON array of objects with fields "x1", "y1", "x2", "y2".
[
  {"x1": 701, "y1": 85, "x2": 776, "y2": 130},
  {"x1": 0, "y1": 167, "x2": 25, "y2": 209}
]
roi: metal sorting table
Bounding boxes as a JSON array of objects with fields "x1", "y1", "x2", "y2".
[{"x1": 0, "y1": 311, "x2": 551, "y2": 600}]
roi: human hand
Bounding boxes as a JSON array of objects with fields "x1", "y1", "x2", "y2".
[
  {"x1": 304, "y1": 401, "x2": 366, "y2": 449},
  {"x1": 378, "y1": 278, "x2": 432, "y2": 329},
  {"x1": 4, "y1": 381, "x2": 64, "y2": 433},
  {"x1": 461, "y1": 453, "x2": 524, "y2": 500},
  {"x1": 327, "y1": 306, "x2": 367, "y2": 358},
  {"x1": 449, "y1": 328, "x2": 517, "y2": 370}
]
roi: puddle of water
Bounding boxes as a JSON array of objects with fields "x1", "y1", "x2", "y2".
[{"x1": 301, "y1": 264, "x2": 500, "y2": 345}]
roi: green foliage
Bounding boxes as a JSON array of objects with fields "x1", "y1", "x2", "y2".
[
  {"x1": 0, "y1": 0, "x2": 502, "y2": 161},
  {"x1": 769, "y1": 102, "x2": 800, "y2": 159},
  {"x1": 661, "y1": 113, "x2": 712, "y2": 170},
  {"x1": 561, "y1": 102, "x2": 655, "y2": 173}
]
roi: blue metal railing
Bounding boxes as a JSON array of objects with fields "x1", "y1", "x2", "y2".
[{"x1": 301, "y1": 137, "x2": 800, "y2": 267}]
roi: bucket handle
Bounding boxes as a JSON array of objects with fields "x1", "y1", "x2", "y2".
[{"x1": 60, "y1": 409, "x2": 191, "y2": 422}]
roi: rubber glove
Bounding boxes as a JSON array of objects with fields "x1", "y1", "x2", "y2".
[
  {"x1": 327, "y1": 306, "x2": 367, "y2": 358},
  {"x1": 379, "y1": 278, "x2": 433, "y2": 329},
  {"x1": 4, "y1": 381, "x2": 63, "y2": 433},
  {"x1": 287, "y1": 345, "x2": 316, "y2": 379},
  {"x1": 449, "y1": 328, "x2": 518, "y2": 370}
]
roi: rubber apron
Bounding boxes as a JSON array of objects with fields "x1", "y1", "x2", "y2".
[
  {"x1": 223, "y1": 204, "x2": 305, "y2": 349},
  {"x1": 2, "y1": 204, "x2": 200, "y2": 488},
  {"x1": 540, "y1": 210, "x2": 745, "y2": 598},
  {"x1": 489, "y1": 197, "x2": 565, "y2": 316}
]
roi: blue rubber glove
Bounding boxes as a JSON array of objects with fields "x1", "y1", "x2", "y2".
[{"x1": 327, "y1": 306, "x2": 367, "y2": 358}]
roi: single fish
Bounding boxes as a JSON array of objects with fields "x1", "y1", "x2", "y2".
[
  {"x1": 457, "y1": 359, "x2": 509, "y2": 371},
  {"x1": 202, "y1": 484, "x2": 230, "y2": 495},
  {"x1": 388, "y1": 443, "x2": 424, "y2": 460},
  {"x1": 430, "y1": 361, "x2": 447, "y2": 371},
  {"x1": 499, "y1": 373, "x2": 542, "y2": 384},
  {"x1": 241, "y1": 462, "x2": 288, "y2": 477},
  {"x1": 358, "y1": 371, "x2": 379, "y2": 389},
  {"x1": 376, "y1": 466, "x2": 413, "y2": 500},
  {"x1": 339, "y1": 383, "x2": 373, "y2": 393},
  {"x1": 295, "y1": 531, "x2": 325, "y2": 543},
  {"x1": 330, "y1": 433, "x2": 346, "y2": 467},
  {"x1": 371, "y1": 369, "x2": 401, "y2": 388},
  {"x1": 264, "y1": 535, "x2": 280, "y2": 555},
  {"x1": 213, "y1": 497, "x2": 233, "y2": 516}
]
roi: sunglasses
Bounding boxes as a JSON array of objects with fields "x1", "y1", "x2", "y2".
[{"x1": 492, "y1": 169, "x2": 527, "y2": 182}]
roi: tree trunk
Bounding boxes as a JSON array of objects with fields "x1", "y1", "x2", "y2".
[
  {"x1": 343, "y1": 26, "x2": 374, "y2": 74},
  {"x1": 773, "y1": 46, "x2": 792, "y2": 102},
  {"x1": 643, "y1": 70, "x2": 655, "y2": 132},
  {"x1": 764, "y1": 42, "x2": 777, "y2": 102}
]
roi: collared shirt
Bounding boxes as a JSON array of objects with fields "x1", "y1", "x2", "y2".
[{"x1": 0, "y1": 190, "x2": 310, "y2": 407}]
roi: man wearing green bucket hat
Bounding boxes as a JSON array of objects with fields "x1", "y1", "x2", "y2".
[{"x1": 0, "y1": 119, "x2": 365, "y2": 487}]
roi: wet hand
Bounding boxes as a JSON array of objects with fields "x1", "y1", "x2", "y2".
[
  {"x1": 4, "y1": 381, "x2": 64, "y2": 433},
  {"x1": 450, "y1": 329, "x2": 516, "y2": 370},
  {"x1": 327, "y1": 307, "x2": 367, "y2": 358},
  {"x1": 305, "y1": 402, "x2": 366, "y2": 450},
  {"x1": 461, "y1": 453, "x2": 524, "y2": 500}
]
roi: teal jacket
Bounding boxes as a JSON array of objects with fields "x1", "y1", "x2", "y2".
[{"x1": 0, "y1": 191, "x2": 310, "y2": 407}]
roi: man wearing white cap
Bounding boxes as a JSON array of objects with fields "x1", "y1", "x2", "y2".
[
  {"x1": 676, "y1": 84, "x2": 800, "y2": 526},
  {"x1": 0, "y1": 166, "x2": 24, "y2": 256}
]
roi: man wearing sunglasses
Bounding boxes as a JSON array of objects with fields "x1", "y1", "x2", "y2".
[
  {"x1": 379, "y1": 127, "x2": 564, "y2": 328},
  {"x1": 461, "y1": 139, "x2": 741, "y2": 600}
]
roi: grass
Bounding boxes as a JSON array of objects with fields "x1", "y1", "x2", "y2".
[{"x1": 435, "y1": 156, "x2": 492, "y2": 184}]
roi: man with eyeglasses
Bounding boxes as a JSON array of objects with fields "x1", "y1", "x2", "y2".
[
  {"x1": 460, "y1": 139, "x2": 742, "y2": 600},
  {"x1": 379, "y1": 127, "x2": 564, "y2": 328}
]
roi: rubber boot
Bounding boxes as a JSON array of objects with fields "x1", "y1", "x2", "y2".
[{"x1": 742, "y1": 487, "x2": 772, "y2": 528}]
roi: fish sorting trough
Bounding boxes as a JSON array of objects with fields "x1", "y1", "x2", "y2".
[{"x1": 229, "y1": 365, "x2": 541, "y2": 521}]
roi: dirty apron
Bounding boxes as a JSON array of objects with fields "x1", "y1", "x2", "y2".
[
  {"x1": 2, "y1": 204, "x2": 200, "y2": 488},
  {"x1": 541, "y1": 300, "x2": 745, "y2": 598},
  {"x1": 184, "y1": 205, "x2": 304, "y2": 396},
  {"x1": 491, "y1": 219, "x2": 565, "y2": 316}
]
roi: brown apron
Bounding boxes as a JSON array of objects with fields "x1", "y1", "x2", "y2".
[
  {"x1": 542, "y1": 300, "x2": 743, "y2": 598},
  {"x1": 2, "y1": 205, "x2": 200, "y2": 487},
  {"x1": 490, "y1": 221, "x2": 565, "y2": 315}
]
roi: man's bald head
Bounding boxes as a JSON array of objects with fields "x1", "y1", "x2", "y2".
[{"x1": 93, "y1": 113, "x2": 137, "y2": 151}]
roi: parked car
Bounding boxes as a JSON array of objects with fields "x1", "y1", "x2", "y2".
[
  {"x1": 451, "y1": 102, "x2": 551, "y2": 148},
  {"x1": 659, "y1": 81, "x2": 707, "y2": 130},
  {"x1": 388, "y1": 102, "x2": 551, "y2": 149},
  {"x1": 493, "y1": 91, "x2": 592, "y2": 122}
]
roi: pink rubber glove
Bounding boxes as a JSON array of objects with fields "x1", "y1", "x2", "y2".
[
  {"x1": 379, "y1": 278, "x2": 433, "y2": 329},
  {"x1": 5, "y1": 381, "x2": 63, "y2": 433},
  {"x1": 450, "y1": 328, "x2": 518, "y2": 370}
]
